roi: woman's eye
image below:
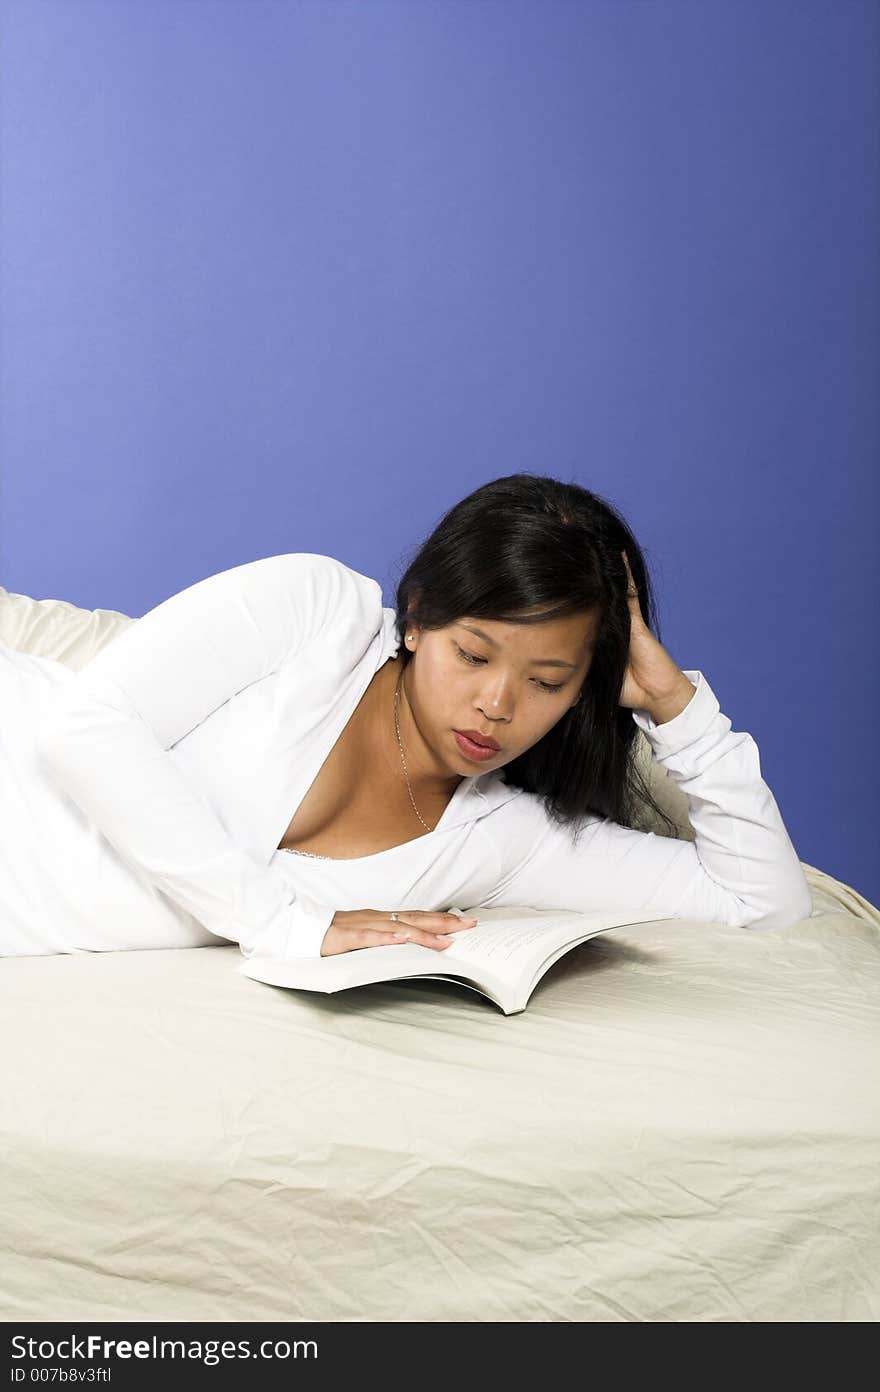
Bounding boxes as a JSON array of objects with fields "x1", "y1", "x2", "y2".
[
  {"x1": 454, "y1": 646, "x2": 564, "y2": 693},
  {"x1": 457, "y1": 647, "x2": 485, "y2": 667}
]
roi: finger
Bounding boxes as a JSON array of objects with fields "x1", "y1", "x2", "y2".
[
  {"x1": 385, "y1": 914, "x2": 468, "y2": 947},
  {"x1": 621, "y1": 551, "x2": 641, "y2": 607},
  {"x1": 397, "y1": 912, "x2": 478, "y2": 934},
  {"x1": 387, "y1": 923, "x2": 462, "y2": 944},
  {"x1": 369, "y1": 933, "x2": 445, "y2": 951},
  {"x1": 388, "y1": 927, "x2": 454, "y2": 951}
]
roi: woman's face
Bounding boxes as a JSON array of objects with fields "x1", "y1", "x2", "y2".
[{"x1": 402, "y1": 606, "x2": 601, "y2": 780}]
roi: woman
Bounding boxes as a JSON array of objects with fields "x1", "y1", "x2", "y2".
[{"x1": 1, "y1": 473, "x2": 811, "y2": 960}]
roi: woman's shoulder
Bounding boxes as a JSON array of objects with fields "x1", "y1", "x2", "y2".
[
  {"x1": 292, "y1": 552, "x2": 387, "y2": 636},
  {"x1": 230, "y1": 549, "x2": 380, "y2": 595},
  {"x1": 218, "y1": 551, "x2": 387, "y2": 637}
]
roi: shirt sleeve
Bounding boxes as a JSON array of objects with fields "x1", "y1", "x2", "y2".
[
  {"x1": 478, "y1": 670, "x2": 813, "y2": 932},
  {"x1": 34, "y1": 552, "x2": 381, "y2": 960}
]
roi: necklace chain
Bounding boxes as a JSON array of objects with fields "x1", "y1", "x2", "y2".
[{"x1": 393, "y1": 662, "x2": 436, "y2": 832}]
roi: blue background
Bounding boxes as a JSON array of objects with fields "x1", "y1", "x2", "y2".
[{"x1": 1, "y1": 0, "x2": 877, "y2": 906}]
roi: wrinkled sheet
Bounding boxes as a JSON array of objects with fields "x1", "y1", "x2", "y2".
[{"x1": 1, "y1": 861, "x2": 878, "y2": 1323}]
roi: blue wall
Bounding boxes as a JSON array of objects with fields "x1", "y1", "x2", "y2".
[{"x1": 1, "y1": 0, "x2": 877, "y2": 906}]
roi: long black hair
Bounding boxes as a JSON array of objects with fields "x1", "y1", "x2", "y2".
[{"x1": 391, "y1": 472, "x2": 680, "y2": 845}]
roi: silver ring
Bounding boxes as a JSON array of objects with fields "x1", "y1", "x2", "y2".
[{"x1": 389, "y1": 912, "x2": 398, "y2": 923}]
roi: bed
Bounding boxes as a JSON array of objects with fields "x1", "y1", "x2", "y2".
[{"x1": 1, "y1": 582, "x2": 878, "y2": 1323}]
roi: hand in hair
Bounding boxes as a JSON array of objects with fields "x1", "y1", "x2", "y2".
[{"x1": 618, "y1": 550, "x2": 695, "y2": 723}]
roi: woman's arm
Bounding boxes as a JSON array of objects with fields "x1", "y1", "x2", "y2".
[
  {"x1": 478, "y1": 671, "x2": 813, "y2": 932},
  {"x1": 34, "y1": 552, "x2": 381, "y2": 959}
]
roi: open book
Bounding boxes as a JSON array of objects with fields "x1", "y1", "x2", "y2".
[{"x1": 237, "y1": 904, "x2": 665, "y2": 1015}]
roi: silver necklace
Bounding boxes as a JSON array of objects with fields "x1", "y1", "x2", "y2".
[{"x1": 393, "y1": 662, "x2": 436, "y2": 832}]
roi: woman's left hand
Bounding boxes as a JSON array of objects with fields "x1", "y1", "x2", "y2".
[{"x1": 618, "y1": 550, "x2": 694, "y2": 717}]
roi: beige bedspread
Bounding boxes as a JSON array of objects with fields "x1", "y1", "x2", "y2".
[{"x1": 2, "y1": 860, "x2": 877, "y2": 1323}]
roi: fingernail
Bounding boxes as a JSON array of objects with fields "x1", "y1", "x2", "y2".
[{"x1": 393, "y1": 931, "x2": 410, "y2": 940}]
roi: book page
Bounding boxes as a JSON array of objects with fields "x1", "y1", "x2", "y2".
[
  {"x1": 443, "y1": 917, "x2": 560, "y2": 964},
  {"x1": 440, "y1": 911, "x2": 610, "y2": 974}
]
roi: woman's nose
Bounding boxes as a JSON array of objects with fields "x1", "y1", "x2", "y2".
[{"x1": 478, "y1": 683, "x2": 514, "y2": 718}]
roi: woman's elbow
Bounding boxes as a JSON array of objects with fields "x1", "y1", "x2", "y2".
[{"x1": 730, "y1": 886, "x2": 814, "y2": 932}]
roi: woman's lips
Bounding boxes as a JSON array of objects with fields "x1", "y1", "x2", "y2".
[{"x1": 453, "y1": 730, "x2": 500, "y2": 761}]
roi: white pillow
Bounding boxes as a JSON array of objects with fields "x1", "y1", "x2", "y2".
[{"x1": 0, "y1": 585, "x2": 135, "y2": 673}]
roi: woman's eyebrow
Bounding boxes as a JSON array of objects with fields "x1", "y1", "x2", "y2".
[{"x1": 457, "y1": 623, "x2": 578, "y2": 669}]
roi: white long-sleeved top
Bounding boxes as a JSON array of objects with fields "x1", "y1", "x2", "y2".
[{"x1": 4, "y1": 551, "x2": 811, "y2": 961}]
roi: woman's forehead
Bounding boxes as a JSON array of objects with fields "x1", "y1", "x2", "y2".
[{"x1": 455, "y1": 610, "x2": 599, "y2": 653}]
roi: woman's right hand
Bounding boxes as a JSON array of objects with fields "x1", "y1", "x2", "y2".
[{"x1": 320, "y1": 908, "x2": 478, "y2": 957}]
